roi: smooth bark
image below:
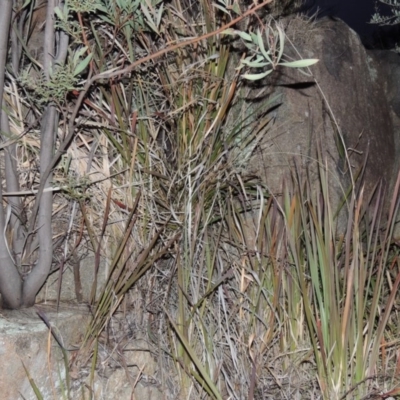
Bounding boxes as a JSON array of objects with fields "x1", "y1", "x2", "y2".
[
  {"x1": 3, "y1": 109, "x2": 25, "y2": 264},
  {"x1": 0, "y1": 114, "x2": 22, "y2": 308},
  {"x1": 0, "y1": 0, "x2": 23, "y2": 308},
  {"x1": 22, "y1": 106, "x2": 56, "y2": 306},
  {"x1": 0, "y1": 0, "x2": 69, "y2": 308},
  {"x1": 22, "y1": 2, "x2": 69, "y2": 306}
]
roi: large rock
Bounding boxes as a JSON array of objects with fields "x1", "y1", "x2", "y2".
[
  {"x1": 228, "y1": 16, "x2": 398, "y2": 226},
  {"x1": 367, "y1": 48, "x2": 400, "y2": 179},
  {"x1": 0, "y1": 306, "x2": 88, "y2": 400},
  {"x1": 0, "y1": 307, "x2": 169, "y2": 400}
]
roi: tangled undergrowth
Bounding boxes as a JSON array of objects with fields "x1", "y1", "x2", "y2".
[{"x1": 1, "y1": 0, "x2": 400, "y2": 399}]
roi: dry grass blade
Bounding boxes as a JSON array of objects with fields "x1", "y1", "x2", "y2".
[
  {"x1": 21, "y1": 361, "x2": 43, "y2": 400},
  {"x1": 163, "y1": 307, "x2": 223, "y2": 400}
]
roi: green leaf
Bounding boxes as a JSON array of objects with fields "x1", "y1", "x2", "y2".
[
  {"x1": 242, "y1": 69, "x2": 273, "y2": 81},
  {"x1": 232, "y1": 2, "x2": 242, "y2": 15},
  {"x1": 95, "y1": 4, "x2": 108, "y2": 13},
  {"x1": 276, "y1": 24, "x2": 285, "y2": 62},
  {"x1": 250, "y1": 32, "x2": 258, "y2": 44},
  {"x1": 156, "y1": 3, "x2": 164, "y2": 28},
  {"x1": 257, "y1": 29, "x2": 273, "y2": 64},
  {"x1": 21, "y1": 361, "x2": 43, "y2": 400},
  {"x1": 279, "y1": 59, "x2": 319, "y2": 68},
  {"x1": 257, "y1": 29, "x2": 267, "y2": 56},
  {"x1": 237, "y1": 31, "x2": 253, "y2": 41},
  {"x1": 73, "y1": 46, "x2": 88, "y2": 64},
  {"x1": 98, "y1": 14, "x2": 114, "y2": 25},
  {"x1": 74, "y1": 53, "x2": 93, "y2": 76},
  {"x1": 241, "y1": 57, "x2": 270, "y2": 68},
  {"x1": 213, "y1": 3, "x2": 230, "y2": 15},
  {"x1": 221, "y1": 28, "x2": 235, "y2": 35},
  {"x1": 140, "y1": 3, "x2": 159, "y2": 34},
  {"x1": 243, "y1": 41, "x2": 257, "y2": 51},
  {"x1": 54, "y1": 6, "x2": 65, "y2": 21},
  {"x1": 221, "y1": 29, "x2": 252, "y2": 42}
]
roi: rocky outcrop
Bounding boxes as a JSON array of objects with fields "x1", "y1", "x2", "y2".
[
  {"x1": 0, "y1": 307, "x2": 166, "y2": 400},
  {"x1": 367, "y1": 48, "x2": 400, "y2": 182},
  {"x1": 0, "y1": 306, "x2": 88, "y2": 400},
  {"x1": 228, "y1": 16, "x2": 398, "y2": 227}
]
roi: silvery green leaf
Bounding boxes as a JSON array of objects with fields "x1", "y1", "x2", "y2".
[
  {"x1": 241, "y1": 55, "x2": 263, "y2": 64},
  {"x1": 73, "y1": 46, "x2": 88, "y2": 63},
  {"x1": 221, "y1": 28, "x2": 235, "y2": 35},
  {"x1": 250, "y1": 31, "x2": 258, "y2": 45},
  {"x1": 54, "y1": 6, "x2": 65, "y2": 21},
  {"x1": 222, "y1": 29, "x2": 252, "y2": 41},
  {"x1": 276, "y1": 24, "x2": 285, "y2": 62},
  {"x1": 279, "y1": 59, "x2": 319, "y2": 68},
  {"x1": 241, "y1": 58, "x2": 269, "y2": 68},
  {"x1": 242, "y1": 69, "x2": 273, "y2": 80},
  {"x1": 237, "y1": 31, "x2": 253, "y2": 41},
  {"x1": 156, "y1": 3, "x2": 164, "y2": 28},
  {"x1": 140, "y1": 3, "x2": 159, "y2": 34},
  {"x1": 232, "y1": 2, "x2": 241, "y2": 15},
  {"x1": 257, "y1": 30, "x2": 273, "y2": 64},
  {"x1": 243, "y1": 42, "x2": 257, "y2": 51},
  {"x1": 98, "y1": 14, "x2": 114, "y2": 25},
  {"x1": 214, "y1": 4, "x2": 230, "y2": 15},
  {"x1": 257, "y1": 29, "x2": 268, "y2": 56},
  {"x1": 95, "y1": 4, "x2": 108, "y2": 13},
  {"x1": 74, "y1": 53, "x2": 92, "y2": 76}
]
